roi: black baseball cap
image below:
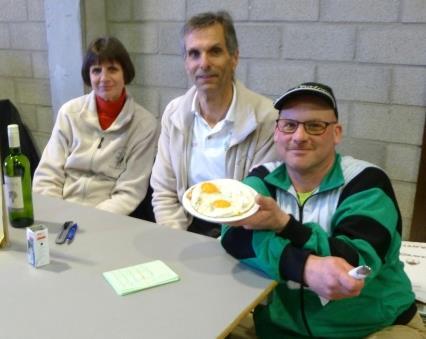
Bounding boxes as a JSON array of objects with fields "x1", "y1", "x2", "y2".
[{"x1": 273, "y1": 82, "x2": 338, "y2": 118}]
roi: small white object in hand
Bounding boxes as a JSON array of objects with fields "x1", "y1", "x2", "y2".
[
  {"x1": 320, "y1": 265, "x2": 372, "y2": 306},
  {"x1": 348, "y1": 265, "x2": 371, "y2": 280}
]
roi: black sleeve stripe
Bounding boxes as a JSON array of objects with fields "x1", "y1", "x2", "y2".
[
  {"x1": 329, "y1": 238, "x2": 359, "y2": 266},
  {"x1": 221, "y1": 227, "x2": 255, "y2": 259},
  {"x1": 334, "y1": 215, "x2": 391, "y2": 262},
  {"x1": 247, "y1": 165, "x2": 276, "y2": 199},
  {"x1": 338, "y1": 167, "x2": 402, "y2": 234},
  {"x1": 279, "y1": 244, "x2": 312, "y2": 283},
  {"x1": 277, "y1": 214, "x2": 312, "y2": 247}
]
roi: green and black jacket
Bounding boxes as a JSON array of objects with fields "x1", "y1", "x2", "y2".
[{"x1": 221, "y1": 154, "x2": 416, "y2": 339}]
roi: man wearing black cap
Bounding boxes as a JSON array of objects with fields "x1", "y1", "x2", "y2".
[{"x1": 221, "y1": 82, "x2": 425, "y2": 338}]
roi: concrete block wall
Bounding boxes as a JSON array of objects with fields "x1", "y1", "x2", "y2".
[
  {"x1": 0, "y1": 0, "x2": 424, "y2": 239},
  {"x1": 0, "y1": 0, "x2": 52, "y2": 153},
  {"x1": 105, "y1": 0, "x2": 426, "y2": 239}
]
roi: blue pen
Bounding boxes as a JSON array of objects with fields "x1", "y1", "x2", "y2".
[{"x1": 66, "y1": 223, "x2": 78, "y2": 244}]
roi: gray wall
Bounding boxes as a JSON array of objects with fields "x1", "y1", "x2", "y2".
[
  {"x1": 0, "y1": 0, "x2": 51, "y2": 150},
  {"x1": 0, "y1": 0, "x2": 425, "y2": 239}
]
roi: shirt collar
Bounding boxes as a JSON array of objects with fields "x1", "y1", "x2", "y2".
[
  {"x1": 265, "y1": 153, "x2": 344, "y2": 193},
  {"x1": 191, "y1": 83, "x2": 237, "y2": 123}
]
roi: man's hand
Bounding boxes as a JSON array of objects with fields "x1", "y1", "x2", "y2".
[
  {"x1": 228, "y1": 195, "x2": 290, "y2": 232},
  {"x1": 304, "y1": 255, "x2": 365, "y2": 300}
]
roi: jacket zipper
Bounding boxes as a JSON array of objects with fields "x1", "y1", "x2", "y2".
[
  {"x1": 85, "y1": 136, "x2": 104, "y2": 199},
  {"x1": 294, "y1": 191, "x2": 318, "y2": 223},
  {"x1": 291, "y1": 191, "x2": 316, "y2": 338},
  {"x1": 98, "y1": 137, "x2": 104, "y2": 149}
]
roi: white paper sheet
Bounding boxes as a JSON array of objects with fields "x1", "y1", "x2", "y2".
[{"x1": 400, "y1": 241, "x2": 426, "y2": 303}]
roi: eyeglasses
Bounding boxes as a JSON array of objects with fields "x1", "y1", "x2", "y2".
[{"x1": 275, "y1": 119, "x2": 338, "y2": 136}]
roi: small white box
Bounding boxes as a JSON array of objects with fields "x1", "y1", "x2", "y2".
[{"x1": 26, "y1": 224, "x2": 50, "y2": 267}]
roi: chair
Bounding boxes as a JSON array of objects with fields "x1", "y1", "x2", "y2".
[
  {"x1": 129, "y1": 183, "x2": 155, "y2": 222},
  {"x1": 0, "y1": 99, "x2": 40, "y2": 180}
]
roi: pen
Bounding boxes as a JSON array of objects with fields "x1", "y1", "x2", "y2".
[
  {"x1": 56, "y1": 221, "x2": 73, "y2": 244},
  {"x1": 66, "y1": 223, "x2": 78, "y2": 244}
]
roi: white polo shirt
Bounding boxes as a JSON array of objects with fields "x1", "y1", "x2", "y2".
[{"x1": 188, "y1": 85, "x2": 237, "y2": 187}]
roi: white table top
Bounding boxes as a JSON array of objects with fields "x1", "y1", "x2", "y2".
[{"x1": 0, "y1": 194, "x2": 276, "y2": 339}]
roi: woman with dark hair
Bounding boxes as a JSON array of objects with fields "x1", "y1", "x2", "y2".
[{"x1": 33, "y1": 37, "x2": 158, "y2": 215}]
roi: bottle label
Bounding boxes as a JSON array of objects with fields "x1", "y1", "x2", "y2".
[{"x1": 4, "y1": 176, "x2": 24, "y2": 209}]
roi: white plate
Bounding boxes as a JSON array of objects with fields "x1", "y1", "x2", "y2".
[{"x1": 182, "y1": 179, "x2": 260, "y2": 224}]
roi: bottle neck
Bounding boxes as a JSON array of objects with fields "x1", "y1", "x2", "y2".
[
  {"x1": 8, "y1": 128, "x2": 21, "y2": 149},
  {"x1": 9, "y1": 146, "x2": 22, "y2": 155}
]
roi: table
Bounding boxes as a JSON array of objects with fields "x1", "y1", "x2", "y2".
[{"x1": 0, "y1": 194, "x2": 276, "y2": 339}]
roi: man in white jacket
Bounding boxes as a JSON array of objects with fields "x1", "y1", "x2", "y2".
[{"x1": 151, "y1": 11, "x2": 277, "y2": 237}]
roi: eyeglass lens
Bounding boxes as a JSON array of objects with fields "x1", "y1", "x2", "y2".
[{"x1": 276, "y1": 119, "x2": 336, "y2": 135}]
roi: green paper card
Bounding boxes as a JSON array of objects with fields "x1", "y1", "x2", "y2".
[{"x1": 103, "y1": 260, "x2": 180, "y2": 296}]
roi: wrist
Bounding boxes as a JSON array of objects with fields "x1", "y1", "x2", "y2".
[{"x1": 275, "y1": 213, "x2": 290, "y2": 233}]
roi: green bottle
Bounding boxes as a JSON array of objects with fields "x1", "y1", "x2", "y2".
[{"x1": 3, "y1": 124, "x2": 34, "y2": 228}]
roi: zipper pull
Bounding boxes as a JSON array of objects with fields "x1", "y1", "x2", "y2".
[{"x1": 98, "y1": 137, "x2": 104, "y2": 149}]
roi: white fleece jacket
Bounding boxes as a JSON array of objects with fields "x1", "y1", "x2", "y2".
[
  {"x1": 33, "y1": 90, "x2": 158, "y2": 215},
  {"x1": 151, "y1": 80, "x2": 278, "y2": 231}
]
